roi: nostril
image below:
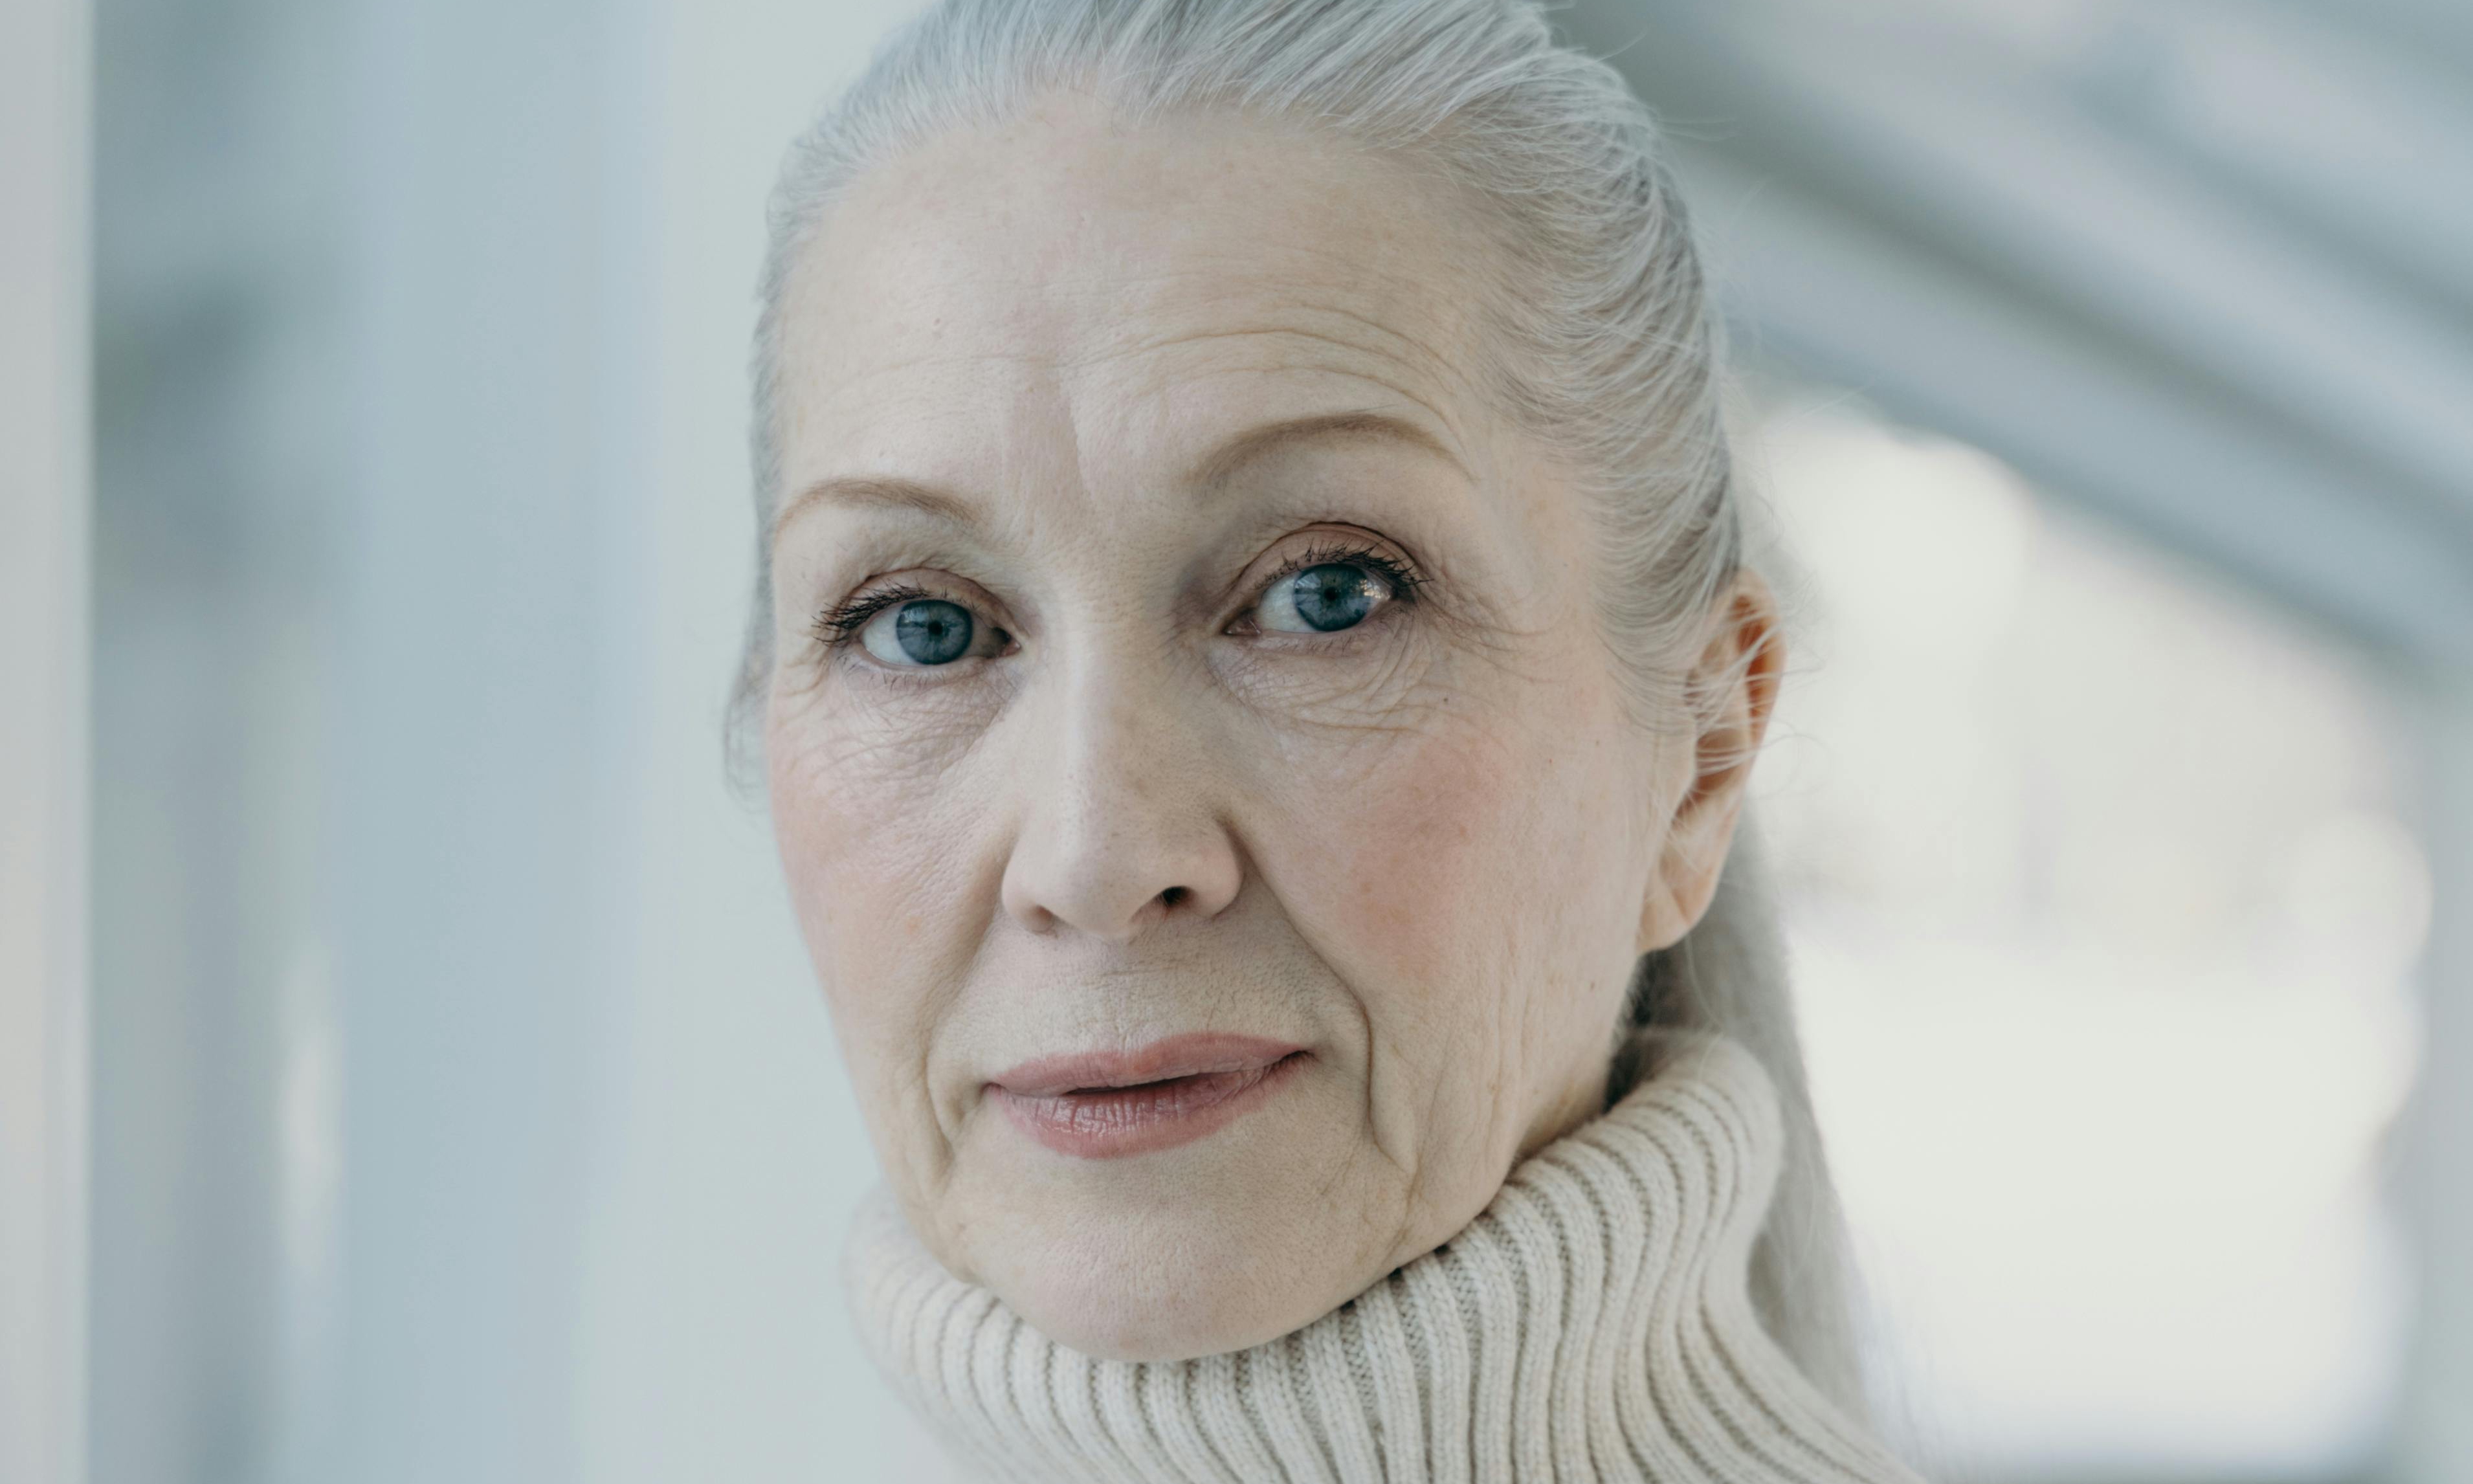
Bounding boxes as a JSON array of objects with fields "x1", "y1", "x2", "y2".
[{"x1": 1158, "y1": 886, "x2": 1190, "y2": 910}]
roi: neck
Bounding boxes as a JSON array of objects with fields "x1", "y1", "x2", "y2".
[{"x1": 846, "y1": 1030, "x2": 1921, "y2": 1483}]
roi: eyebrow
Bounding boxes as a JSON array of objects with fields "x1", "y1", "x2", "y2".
[
  {"x1": 1188, "y1": 408, "x2": 1469, "y2": 489},
  {"x1": 773, "y1": 408, "x2": 1464, "y2": 541},
  {"x1": 771, "y1": 474, "x2": 982, "y2": 543}
]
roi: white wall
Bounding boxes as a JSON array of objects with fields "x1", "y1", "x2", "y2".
[
  {"x1": 2402, "y1": 683, "x2": 2473, "y2": 1481},
  {"x1": 0, "y1": 0, "x2": 90, "y2": 1479},
  {"x1": 324, "y1": 0, "x2": 949, "y2": 1475},
  {"x1": 85, "y1": 0, "x2": 946, "y2": 1474},
  {"x1": 570, "y1": 1, "x2": 953, "y2": 1478}
]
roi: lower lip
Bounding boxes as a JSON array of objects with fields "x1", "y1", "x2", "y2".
[{"x1": 989, "y1": 1052, "x2": 1308, "y2": 1160}]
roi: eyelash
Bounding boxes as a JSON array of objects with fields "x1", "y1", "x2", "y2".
[
  {"x1": 809, "y1": 540, "x2": 1424, "y2": 656},
  {"x1": 813, "y1": 580, "x2": 944, "y2": 650},
  {"x1": 1247, "y1": 540, "x2": 1425, "y2": 628}
]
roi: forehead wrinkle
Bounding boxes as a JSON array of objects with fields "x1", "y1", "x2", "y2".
[
  {"x1": 1067, "y1": 311, "x2": 1469, "y2": 404},
  {"x1": 779, "y1": 320, "x2": 1496, "y2": 564},
  {"x1": 779, "y1": 120, "x2": 1514, "y2": 551},
  {"x1": 1047, "y1": 252, "x2": 1477, "y2": 384},
  {"x1": 1050, "y1": 316, "x2": 1483, "y2": 472},
  {"x1": 784, "y1": 164, "x2": 1496, "y2": 447}
]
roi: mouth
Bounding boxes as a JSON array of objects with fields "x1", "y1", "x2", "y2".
[{"x1": 986, "y1": 1033, "x2": 1311, "y2": 1160}]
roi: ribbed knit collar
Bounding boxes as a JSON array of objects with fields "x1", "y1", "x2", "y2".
[{"x1": 845, "y1": 1032, "x2": 1924, "y2": 1483}]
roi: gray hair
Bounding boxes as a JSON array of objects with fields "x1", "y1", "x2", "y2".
[{"x1": 739, "y1": 0, "x2": 1865, "y2": 1415}]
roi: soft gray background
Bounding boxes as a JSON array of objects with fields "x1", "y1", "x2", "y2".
[{"x1": 78, "y1": 0, "x2": 2473, "y2": 1480}]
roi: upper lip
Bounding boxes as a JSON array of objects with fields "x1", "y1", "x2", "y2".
[{"x1": 988, "y1": 1032, "x2": 1309, "y2": 1098}]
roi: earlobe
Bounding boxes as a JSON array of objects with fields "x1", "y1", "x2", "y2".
[
  {"x1": 1634, "y1": 573, "x2": 1784, "y2": 955},
  {"x1": 1637, "y1": 793, "x2": 1746, "y2": 953}
]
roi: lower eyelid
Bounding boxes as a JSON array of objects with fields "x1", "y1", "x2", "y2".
[
  {"x1": 843, "y1": 606, "x2": 1014, "y2": 674},
  {"x1": 1244, "y1": 603, "x2": 1412, "y2": 648}
]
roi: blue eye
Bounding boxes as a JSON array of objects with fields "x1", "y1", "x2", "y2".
[
  {"x1": 1259, "y1": 562, "x2": 1385, "y2": 634},
  {"x1": 862, "y1": 597, "x2": 977, "y2": 666}
]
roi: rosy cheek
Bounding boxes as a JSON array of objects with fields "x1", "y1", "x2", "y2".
[{"x1": 1308, "y1": 729, "x2": 1514, "y2": 995}]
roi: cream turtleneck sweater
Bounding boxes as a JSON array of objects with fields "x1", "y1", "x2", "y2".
[{"x1": 846, "y1": 1032, "x2": 1925, "y2": 1483}]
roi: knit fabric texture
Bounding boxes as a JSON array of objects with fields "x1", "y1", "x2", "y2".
[{"x1": 845, "y1": 1031, "x2": 1925, "y2": 1483}]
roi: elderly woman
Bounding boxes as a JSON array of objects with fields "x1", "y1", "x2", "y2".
[{"x1": 742, "y1": 1, "x2": 1924, "y2": 1479}]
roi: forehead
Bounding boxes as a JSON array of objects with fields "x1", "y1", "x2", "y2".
[{"x1": 770, "y1": 94, "x2": 1500, "y2": 491}]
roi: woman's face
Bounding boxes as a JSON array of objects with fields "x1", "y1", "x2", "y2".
[{"x1": 766, "y1": 95, "x2": 1751, "y2": 1360}]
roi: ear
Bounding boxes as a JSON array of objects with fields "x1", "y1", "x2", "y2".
[{"x1": 1636, "y1": 571, "x2": 1784, "y2": 954}]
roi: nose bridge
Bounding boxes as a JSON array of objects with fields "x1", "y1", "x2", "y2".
[{"x1": 1003, "y1": 636, "x2": 1241, "y2": 940}]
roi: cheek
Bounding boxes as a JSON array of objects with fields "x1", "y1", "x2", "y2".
[
  {"x1": 1283, "y1": 720, "x2": 1612, "y2": 989},
  {"x1": 1326, "y1": 734, "x2": 1507, "y2": 988},
  {"x1": 766, "y1": 696, "x2": 984, "y2": 1042},
  {"x1": 1267, "y1": 682, "x2": 1651, "y2": 1070}
]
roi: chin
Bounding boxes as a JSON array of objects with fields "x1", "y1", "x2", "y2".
[
  {"x1": 997, "y1": 1203, "x2": 1366, "y2": 1362},
  {"x1": 944, "y1": 1130, "x2": 1400, "y2": 1362}
]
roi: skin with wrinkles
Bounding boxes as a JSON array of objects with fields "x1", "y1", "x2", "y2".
[{"x1": 764, "y1": 94, "x2": 1778, "y2": 1360}]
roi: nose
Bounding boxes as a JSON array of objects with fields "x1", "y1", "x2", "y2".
[{"x1": 999, "y1": 659, "x2": 1243, "y2": 942}]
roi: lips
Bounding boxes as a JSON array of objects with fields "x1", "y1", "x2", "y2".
[{"x1": 986, "y1": 1033, "x2": 1309, "y2": 1160}]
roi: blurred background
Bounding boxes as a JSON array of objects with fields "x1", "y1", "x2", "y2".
[{"x1": 5, "y1": 0, "x2": 2471, "y2": 1479}]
